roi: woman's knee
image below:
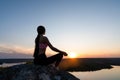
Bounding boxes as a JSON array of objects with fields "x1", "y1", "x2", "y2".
[{"x1": 57, "y1": 53, "x2": 63, "y2": 58}]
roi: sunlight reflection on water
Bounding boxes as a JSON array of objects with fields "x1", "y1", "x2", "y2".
[
  {"x1": 70, "y1": 66, "x2": 120, "y2": 80},
  {"x1": 0, "y1": 62, "x2": 26, "y2": 67}
]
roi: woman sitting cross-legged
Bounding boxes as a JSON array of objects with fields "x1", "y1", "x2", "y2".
[{"x1": 33, "y1": 25, "x2": 68, "y2": 67}]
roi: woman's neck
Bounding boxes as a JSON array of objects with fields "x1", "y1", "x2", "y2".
[{"x1": 39, "y1": 34, "x2": 43, "y2": 36}]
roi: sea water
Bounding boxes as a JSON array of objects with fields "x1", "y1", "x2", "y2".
[
  {"x1": 0, "y1": 62, "x2": 26, "y2": 67},
  {"x1": 70, "y1": 66, "x2": 120, "y2": 80}
]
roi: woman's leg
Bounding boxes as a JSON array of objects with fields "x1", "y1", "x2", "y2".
[
  {"x1": 47, "y1": 53, "x2": 63, "y2": 67},
  {"x1": 34, "y1": 54, "x2": 47, "y2": 65}
]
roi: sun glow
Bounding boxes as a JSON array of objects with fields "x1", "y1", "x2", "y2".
[{"x1": 68, "y1": 52, "x2": 77, "y2": 58}]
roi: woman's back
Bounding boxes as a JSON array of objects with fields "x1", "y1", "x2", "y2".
[{"x1": 38, "y1": 35, "x2": 47, "y2": 55}]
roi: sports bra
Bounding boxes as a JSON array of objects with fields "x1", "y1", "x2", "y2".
[{"x1": 39, "y1": 43, "x2": 47, "y2": 49}]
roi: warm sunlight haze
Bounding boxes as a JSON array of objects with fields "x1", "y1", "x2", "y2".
[{"x1": 68, "y1": 52, "x2": 77, "y2": 58}]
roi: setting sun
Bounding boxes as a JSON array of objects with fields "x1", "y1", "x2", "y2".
[{"x1": 68, "y1": 52, "x2": 77, "y2": 58}]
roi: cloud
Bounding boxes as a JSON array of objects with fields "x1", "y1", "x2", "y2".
[
  {"x1": 0, "y1": 44, "x2": 33, "y2": 58},
  {"x1": 0, "y1": 52, "x2": 32, "y2": 58}
]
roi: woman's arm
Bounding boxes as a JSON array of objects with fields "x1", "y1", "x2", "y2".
[{"x1": 44, "y1": 37, "x2": 67, "y2": 56}]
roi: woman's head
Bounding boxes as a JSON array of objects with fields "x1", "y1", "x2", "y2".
[{"x1": 37, "y1": 25, "x2": 45, "y2": 35}]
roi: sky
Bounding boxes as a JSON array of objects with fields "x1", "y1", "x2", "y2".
[{"x1": 0, "y1": 0, "x2": 120, "y2": 58}]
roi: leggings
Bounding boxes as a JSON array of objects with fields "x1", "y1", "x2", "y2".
[{"x1": 34, "y1": 53, "x2": 63, "y2": 67}]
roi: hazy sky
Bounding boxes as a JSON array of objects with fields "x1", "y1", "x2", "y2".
[{"x1": 0, "y1": 0, "x2": 120, "y2": 58}]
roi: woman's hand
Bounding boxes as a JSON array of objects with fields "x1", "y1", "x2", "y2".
[{"x1": 60, "y1": 51, "x2": 68, "y2": 56}]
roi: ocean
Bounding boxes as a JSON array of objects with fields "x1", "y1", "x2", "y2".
[{"x1": 70, "y1": 66, "x2": 120, "y2": 80}]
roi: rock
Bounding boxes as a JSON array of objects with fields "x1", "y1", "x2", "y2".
[{"x1": 0, "y1": 64, "x2": 80, "y2": 80}]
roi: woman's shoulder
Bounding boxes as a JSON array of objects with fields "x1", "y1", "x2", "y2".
[
  {"x1": 42, "y1": 36, "x2": 48, "y2": 39},
  {"x1": 40, "y1": 36, "x2": 48, "y2": 41}
]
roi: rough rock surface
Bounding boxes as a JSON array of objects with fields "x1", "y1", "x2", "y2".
[{"x1": 0, "y1": 64, "x2": 80, "y2": 80}]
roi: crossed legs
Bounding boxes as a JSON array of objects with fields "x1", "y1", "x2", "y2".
[
  {"x1": 46, "y1": 53, "x2": 63, "y2": 67},
  {"x1": 34, "y1": 53, "x2": 63, "y2": 67}
]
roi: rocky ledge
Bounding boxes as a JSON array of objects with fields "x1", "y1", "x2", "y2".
[{"x1": 0, "y1": 63, "x2": 80, "y2": 80}]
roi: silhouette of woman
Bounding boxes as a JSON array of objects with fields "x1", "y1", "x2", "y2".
[{"x1": 33, "y1": 26, "x2": 67, "y2": 67}]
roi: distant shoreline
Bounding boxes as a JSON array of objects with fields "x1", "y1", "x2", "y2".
[
  {"x1": 0, "y1": 58, "x2": 33, "y2": 64},
  {"x1": 0, "y1": 58, "x2": 120, "y2": 71},
  {"x1": 0, "y1": 58, "x2": 120, "y2": 63},
  {"x1": 59, "y1": 58, "x2": 120, "y2": 71}
]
